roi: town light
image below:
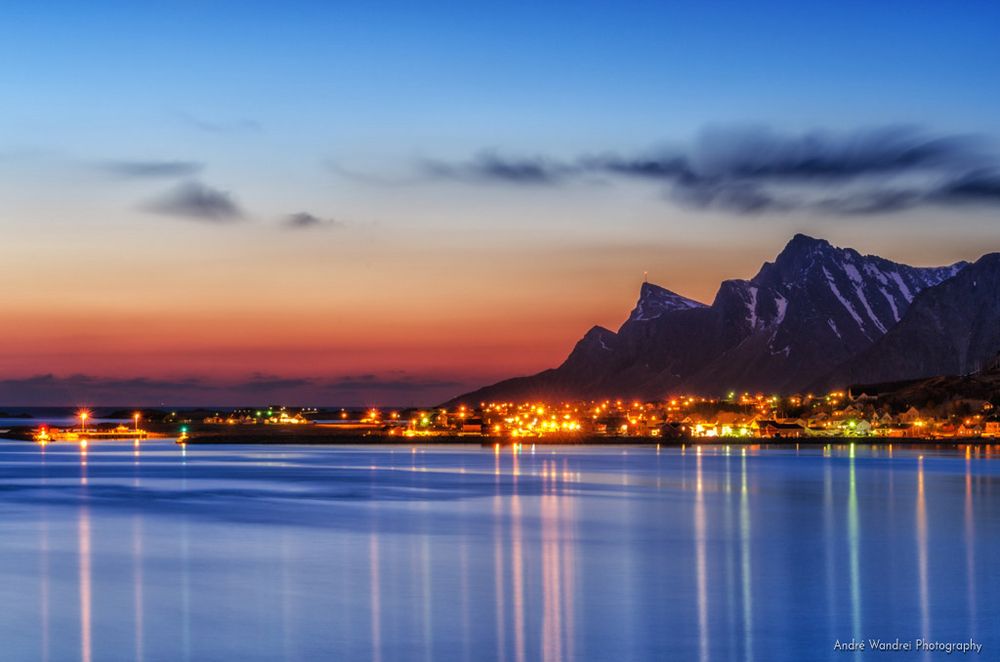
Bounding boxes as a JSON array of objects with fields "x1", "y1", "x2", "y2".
[{"x1": 78, "y1": 409, "x2": 91, "y2": 433}]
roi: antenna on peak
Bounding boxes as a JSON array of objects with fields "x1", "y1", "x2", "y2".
[{"x1": 643, "y1": 271, "x2": 648, "y2": 283}]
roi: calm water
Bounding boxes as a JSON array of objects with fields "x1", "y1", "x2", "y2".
[{"x1": 0, "y1": 440, "x2": 996, "y2": 661}]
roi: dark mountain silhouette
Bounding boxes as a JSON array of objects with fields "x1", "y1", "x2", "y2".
[
  {"x1": 449, "y1": 234, "x2": 975, "y2": 405},
  {"x1": 825, "y1": 252, "x2": 1000, "y2": 388},
  {"x1": 847, "y1": 352, "x2": 1000, "y2": 410}
]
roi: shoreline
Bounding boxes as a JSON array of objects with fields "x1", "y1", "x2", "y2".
[
  {"x1": 4, "y1": 425, "x2": 997, "y2": 448},
  {"x1": 181, "y1": 435, "x2": 1000, "y2": 446}
]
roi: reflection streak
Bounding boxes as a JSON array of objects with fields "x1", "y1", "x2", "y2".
[
  {"x1": 541, "y1": 469, "x2": 563, "y2": 662},
  {"x1": 563, "y1": 463, "x2": 576, "y2": 662},
  {"x1": 823, "y1": 459, "x2": 836, "y2": 647},
  {"x1": 79, "y1": 507, "x2": 92, "y2": 662},
  {"x1": 695, "y1": 452, "x2": 708, "y2": 662},
  {"x1": 539, "y1": 460, "x2": 576, "y2": 662},
  {"x1": 493, "y1": 495, "x2": 506, "y2": 662},
  {"x1": 40, "y1": 517, "x2": 50, "y2": 662},
  {"x1": 916, "y1": 457, "x2": 929, "y2": 647},
  {"x1": 78, "y1": 444, "x2": 92, "y2": 662},
  {"x1": 964, "y1": 456, "x2": 976, "y2": 633},
  {"x1": 740, "y1": 452, "x2": 753, "y2": 662},
  {"x1": 370, "y1": 532, "x2": 382, "y2": 662},
  {"x1": 848, "y1": 449, "x2": 860, "y2": 644},
  {"x1": 132, "y1": 516, "x2": 144, "y2": 662},
  {"x1": 511, "y1": 491, "x2": 526, "y2": 662}
]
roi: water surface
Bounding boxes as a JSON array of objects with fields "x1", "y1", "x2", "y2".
[{"x1": 0, "y1": 440, "x2": 995, "y2": 661}]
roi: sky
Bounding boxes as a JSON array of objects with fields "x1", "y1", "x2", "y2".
[{"x1": 1, "y1": 0, "x2": 999, "y2": 406}]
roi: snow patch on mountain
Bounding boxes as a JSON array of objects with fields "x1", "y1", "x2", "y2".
[
  {"x1": 628, "y1": 282, "x2": 706, "y2": 321},
  {"x1": 823, "y1": 266, "x2": 866, "y2": 331},
  {"x1": 890, "y1": 271, "x2": 914, "y2": 302},
  {"x1": 746, "y1": 285, "x2": 759, "y2": 327},
  {"x1": 774, "y1": 294, "x2": 788, "y2": 325},
  {"x1": 880, "y1": 287, "x2": 900, "y2": 321}
]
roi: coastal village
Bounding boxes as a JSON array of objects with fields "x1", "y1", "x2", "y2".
[
  {"x1": 180, "y1": 390, "x2": 998, "y2": 440},
  {"x1": 21, "y1": 388, "x2": 1000, "y2": 444},
  {"x1": 393, "y1": 391, "x2": 999, "y2": 440}
]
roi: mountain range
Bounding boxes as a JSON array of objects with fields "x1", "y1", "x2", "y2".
[{"x1": 450, "y1": 234, "x2": 1000, "y2": 404}]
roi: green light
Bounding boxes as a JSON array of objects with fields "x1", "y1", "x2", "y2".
[{"x1": 181, "y1": 426, "x2": 188, "y2": 433}]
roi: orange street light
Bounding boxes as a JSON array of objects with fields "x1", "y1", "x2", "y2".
[
  {"x1": 134, "y1": 412, "x2": 141, "y2": 432},
  {"x1": 79, "y1": 409, "x2": 90, "y2": 433}
]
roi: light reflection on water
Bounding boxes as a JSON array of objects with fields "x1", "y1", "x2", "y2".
[
  {"x1": 740, "y1": 451, "x2": 752, "y2": 662},
  {"x1": 0, "y1": 441, "x2": 997, "y2": 661},
  {"x1": 695, "y1": 450, "x2": 709, "y2": 662}
]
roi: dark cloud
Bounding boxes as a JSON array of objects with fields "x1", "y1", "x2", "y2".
[
  {"x1": 284, "y1": 212, "x2": 341, "y2": 230},
  {"x1": 815, "y1": 189, "x2": 926, "y2": 215},
  {"x1": 100, "y1": 160, "x2": 203, "y2": 179},
  {"x1": 242, "y1": 374, "x2": 318, "y2": 391},
  {"x1": 669, "y1": 177, "x2": 791, "y2": 214},
  {"x1": 1, "y1": 374, "x2": 206, "y2": 391},
  {"x1": 677, "y1": 125, "x2": 980, "y2": 180},
  {"x1": 143, "y1": 181, "x2": 243, "y2": 221},
  {"x1": 324, "y1": 374, "x2": 464, "y2": 392},
  {"x1": 0, "y1": 373, "x2": 467, "y2": 406},
  {"x1": 932, "y1": 169, "x2": 1000, "y2": 203},
  {"x1": 582, "y1": 154, "x2": 692, "y2": 179},
  {"x1": 422, "y1": 151, "x2": 575, "y2": 185},
  {"x1": 0, "y1": 374, "x2": 210, "y2": 406},
  {"x1": 423, "y1": 125, "x2": 1000, "y2": 215}
]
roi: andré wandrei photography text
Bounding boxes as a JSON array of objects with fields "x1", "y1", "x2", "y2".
[{"x1": 3, "y1": 1, "x2": 1000, "y2": 660}]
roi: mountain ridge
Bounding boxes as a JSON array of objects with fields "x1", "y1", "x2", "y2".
[{"x1": 446, "y1": 235, "x2": 978, "y2": 405}]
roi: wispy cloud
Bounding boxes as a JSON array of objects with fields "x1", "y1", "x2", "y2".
[
  {"x1": 143, "y1": 181, "x2": 243, "y2": 221},
  {"x1": 421, "y1": 125, "x2": 1000, "y2": 215},
  {"x1": 242, "y1": 373, "x2": 317, "y2": 391},
  {"x1": 931, "y1": 169, "x2": 1000, "y2": 204},
  {"x1": 174, "y1": 111, "x2": 262, "y2": 135},
  {"x1": 283, "y1": 212, "x2": 342, "y2": 230},
  {"x1": 421, "y1": 151, "x2": 576, "y2": 185},
  {"x1": 100, "y1": 159, "x2": 203, "y2": 179},
  {"x1": 0, "y1": 374, "x2": 208, "y2": 406},
  {"x1": 324, "y1": 374, "x2": 463, "y2": 392}
]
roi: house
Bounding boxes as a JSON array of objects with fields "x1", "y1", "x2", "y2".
[
  {"x1": 460, "y1": 418, "x2": 485, "y2": 434},
  {"x1": 755, "y1": 419, "x2": 805, "y2": 439},
  {"x1": 957, "y1": 422, "x2": 982, "y2": 437},
  {"x1": 898, "y1": 406, "x2": 922, "y2": 424},
  {"x1": 659, "y1": 422, "x2": 691, "y2": 439},
  {"x1": 883, "y1": 424, "x2": 913, "y2": 438}
]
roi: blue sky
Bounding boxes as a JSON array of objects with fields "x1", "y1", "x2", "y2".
[
  {"x1": 1, "y1": 1, "x2": 999, "y2": 405},
  {"x1": 6, "y1": 1, "x2": 1000, "y2": 154}
]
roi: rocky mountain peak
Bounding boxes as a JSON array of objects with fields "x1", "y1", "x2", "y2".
[
  {"x1": 628, "y1": 282, "x2": 706, "y2": 321},
  {"x1": 445, "y1": 235, "x2": 985, "y2": 405}
]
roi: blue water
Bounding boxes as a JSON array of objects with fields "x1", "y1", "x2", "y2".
[{"x1": 0, "y1": 440, "x2": 995, "y2": 661}]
